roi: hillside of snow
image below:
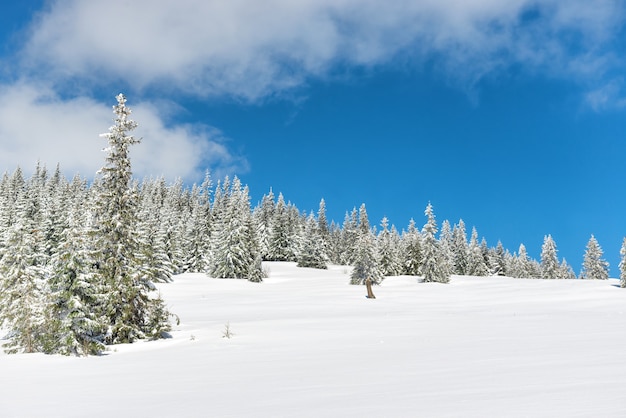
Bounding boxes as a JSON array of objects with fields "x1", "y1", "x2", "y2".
[{"x1": 1, "y1": 262, "x2": 625, "y2": 417}]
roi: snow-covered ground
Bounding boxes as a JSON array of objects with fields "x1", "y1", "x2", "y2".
[{"x1": 1, "y1": 262, "x2": 625, "y2": 417}]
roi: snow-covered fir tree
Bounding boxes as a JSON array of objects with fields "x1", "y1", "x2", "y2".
[
  {"x1": 316, "y1": 199, "x2": 330, "y2": 260},
  {"x1": 253, "y1": 188, "x2": 275, "y2": 260},
  {"x1": 297, "y1": 213, "x2": 328, "y2": 269},
  {"x1": 91, "y1": 94, "x2": 172, "y2": 344},
  {"x1": 46, "y1": 183, "x2": 106, "y2": 355},
  {"x1": 134, "y1": 180, "x2": 175, "y2": 283},
  {"x1": 558, "y1": 258, "x2": 577, "y2": 280},
  {"x1": 0, "y1": 190, "x2": 49, "y2": 353},
  {"x1": 421, "y1": 203, "x2": 449, "y2": 283},
  {"x1": 581, "y1": 235, "x2": 609, "y2": 280},
  {"x1": 438, "y1": 220, "x2": 454, "y2": 278},
  {"x1": 491, "y1": 241, "x2": 507, "y2": 276},
  {"x1": 338, "y1": 208, "x2": 359, "y2": 265},
  {"x1": 210, "y1": 178, "x2": 263, "y2": 281},
  {"x1": 377, "y1": 217, "x2": 402, "y2": 276},
  {"x1": 451, "y1": 220, "x2": 469, "y2": 275},
  {"x1": 401, "y1": 219, "x2": 422, "y2": 275},
  {"x1": 511, "y1": 244, "x2": 532, "y2": 278},
  {"x1": 267, "y1": 193, "x2": 299, "y2": 261},
  {"x1": 540, "y1": 235, "x2": 560, "y2": 279},
  {"x1": 317, "y1": 198, "x2": 330, "y2": 241},
  {"x1": 180, "y1": 172, "x2": 212, "y2": 273},
  {"x1": 467, "y1": 227, "x2": 489, "y2": 276},
  {"x1": 350, "y1": 204, "x2": 384, "y2": 285}
]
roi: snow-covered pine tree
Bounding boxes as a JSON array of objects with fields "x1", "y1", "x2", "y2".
[
  {"x1": 451, "y1": 220, "x2": 469, "y2": 275},
  {"x1": 338, "y1": 208, "x2": 359, "y2": 265},
  {"x1": 421, "y1": 203, "x2": 450, "y2": 283},
  {"x1": 316, "y1": 199, "x2": 331, "y2": 261},
  {"x1": 135, "y1": 180, "x2": 175, "y2": 283},
  {"x1": 209, "y1": 177, "x2": 263, "y2": 281},
  {"x1": 511, "y1": 243, "x2": 532, "y2": 278},
  {"x1": 40, "y1": 164, "x2": 69, "y2": 260},
  {"x1": 619, "y1": 237, "x2": 626, "y2": 288},
  {"x1": 540, "y1": 235, "x2": 560, "y2": 279},
  {"x1": 253, "y1": 189, "x2": 275, "y2": 260},
  {"x1": 558, "y1": 258, "x2": 577, "y2": 280},
  {"x1": 467, "y1": 227, "x2": 489, "y2": 276},
  {"x1": 297, "y1": 212, "x2": 328, "y2": 269},
  {"x1": 286, "y1": 202, "x2": 305, "y2": 260},
  {"x1": 349, "y1": 207, "x2": 384, "y2": 286},
  {"x1": 377, "y1": 217, "x2": 402, "y2": 276},
  {"x1": 401, "y1": 219, "x2": 422, "y2": 275},
  {"x1": 317, "y1": 198, "x2": 330, "y2": 239},
  {"x1": 581, "y1": 235, "x2": 609, "y2": 280},
  {"x1": 0, "y1": 190, "x2": 49, "y2": 353},
  {"x1": 91, "y1": 94, "x2": 172, "y2": 344},
  {"x1": 267, "y1": 193, "x2": 298, "y2": 261},
  {"x1": 46, "y1": 182, "x2": 107, "y2": 355},
  {"x1": 162, "y1": 178, "x2": 188, "y2": 273},
  {"x1": 181, "y1": 174, "x2": 212, "y2": 273},
  {"x1": 438, "y1": 220, "x2": 454, "y2": 278},
  {"x1": 491, "y1": 241, "x2": 507, "y2": 276},
  {"x1": 326, "y1": 221, "x2": 343, "y2": 264}
]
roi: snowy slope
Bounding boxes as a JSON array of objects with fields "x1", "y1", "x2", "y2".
[{"x1": 1, "y1": 262, "x2": 626, "y2": 417}]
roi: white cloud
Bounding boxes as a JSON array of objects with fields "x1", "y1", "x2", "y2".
[
  {"x1": 585, "y1": 79, "x2": 626, "y2": 111},
  {"x1": 19, "y1": 0, "x2": 624, "y2": 101},
  {"x1": 2, "y1": 0, "x2": 623, "y2": 182},
  {"x1": 0, "y1": 82, "x2": 246, "y2": 181}
]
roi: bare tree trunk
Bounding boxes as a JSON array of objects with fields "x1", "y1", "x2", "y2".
[{"x1": 365, "y1": 278, "x2": 376, "y2": 299}]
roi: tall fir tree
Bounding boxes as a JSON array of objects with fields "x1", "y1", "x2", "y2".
[
  {"x1": 339, "y1": 208, "x2": 359, "y2": 265},
  {"x1": 47, "y1": 186, "x2": 107, "y2": 355},
  {"x1": 91, "y1": 94, "x2": 172, "y2": 344},
  {"x1": 253, "y1": 188, "x2": 275, "y2": 260},
  {"x1": 297, "y1": 213, "x2": 328, "y2": 269},
  {"x1": 210, "y1": 178, "x2": 263, "y2": 281},
  {"x1": 540, "y1": 235, "x2": 560, "y2": 279},
  {"x1": 316, "y1": 199, "x2": 330, "y2": 259},
  {"x1": 267, "y1": 193, "x2": 298, "y2": 261},
  {"x1": 0, "y1": 190, "x2": 49, "y2": 353},
  {"x1": 438, "y1": 220, "x2": 454, "y2": 277},
  {"x1": 467, "y1": 227, "x2": 489, "y2": 276},
  {"x1": 581, "y1": 235, "x2": 609, "y2": 280},
  {"x1": 491, "y1": 241, "x2": 507, "y2": 276},
  {"x1": 421, "y1": 203, "x2": 449, "y2": 283},
  {"x1": 350, "y1": 204, "x2": 384, "y2": 285},
  {"x1": 377, "y1": 217, "x2": 402, "y2": 276},
  {"x1": 401, "y1": 219, "x2": 422, "y2": 275},
  {"x1": 511, "y1": 243, "x2": 532, "y2": 278},
  {"x1": 451, "y1": 220, "x2": 469, "y2": 275}
]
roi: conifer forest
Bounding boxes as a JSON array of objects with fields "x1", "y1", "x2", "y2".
[{"x1": 0, "y1": 94, "x2": 621, "y2": 356}]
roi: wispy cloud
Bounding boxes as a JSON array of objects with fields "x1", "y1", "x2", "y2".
[
  {"x1": 0, "y1": 82, "x2": 246, "y2": 181},
  {"x1": 585, "y1": 78, "x2": 626, "y2": 111},
  {"x1": 18, "y1": 0, "x2": 625, "y2": 101}
]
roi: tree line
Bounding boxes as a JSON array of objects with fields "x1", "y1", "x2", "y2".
[{"x1": 0, "y1": 94, "x2": 622, "y2": 356}]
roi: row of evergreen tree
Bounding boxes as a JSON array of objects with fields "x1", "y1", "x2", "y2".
[{"x1": 0, "y1": 94, "x2": 623, "y2": 356}]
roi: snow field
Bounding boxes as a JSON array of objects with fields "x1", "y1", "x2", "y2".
[{"x1": 1, "y1": 261, "x2": 625, "y2": 417}]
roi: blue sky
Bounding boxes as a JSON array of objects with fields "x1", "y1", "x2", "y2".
[{"x1": 1, "y1": 0, "x2": 626, "y2": 274}]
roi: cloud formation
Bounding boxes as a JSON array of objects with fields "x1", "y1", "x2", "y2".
[
  {"x1": 1, "y1": 0, "x2": 624, "y2": 181},
  {"x1": 20, "y1": 0, "x2": 625, "y2": 101},
  {"x1": 0, "y1": 83, "x2": 245, "y2": 181}
]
